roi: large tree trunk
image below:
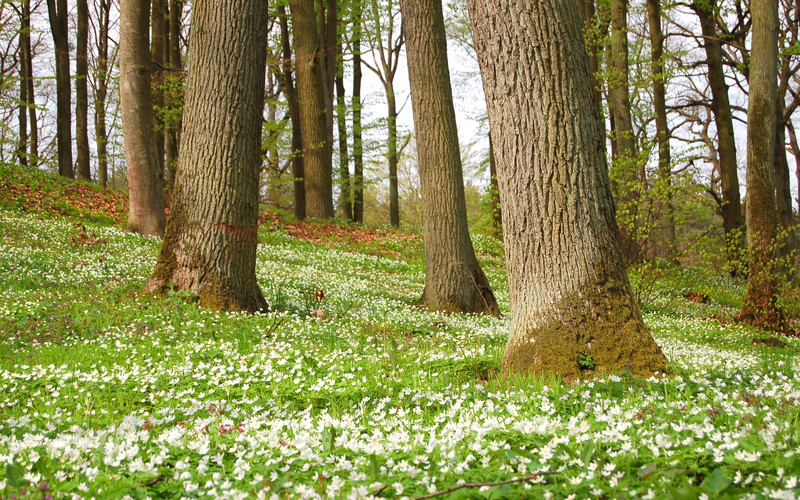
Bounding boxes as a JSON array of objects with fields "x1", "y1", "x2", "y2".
[
  {"x1": 278, "y1": 6, "x2": 306, "y2": 220},
  {"x1": 692, "y1": 0, "x2": 744, "y2": 256},
  {"x1": 147, "y1": 0, "x2": 269, "y2": 313},
  {"x1": 94, "y1": 0, "x2": 111, "y2": 188},
  {"x1": 121, "y1": 0, "x2": 166, "y2": 237},
  {"x1": 289, "y1": 0, "x2": 334, "y2": 219},
  {"x1": 608, "y1": 0, "x2": 638, "y2": 170},
  {"x1": 47, "y1": 0, "x2": 73, "y2": 178},
  {"x1": 646, "y1": 0, "x2": 677, "y2": 260},
  {"x1": 401, "y1": 0, "x2": 499, "y2": 316},
  {"x1": 739, "y1": 0, "x2": 784, "y2": 331},
  {"x1": 75, "y1": 0, "x2": 91, "y2": 181},
  {"x1": 352, "y1": 0, "x2": 364, "y2": 224},
  {"x1": 467, "y1": 0, "x2": 667, "y2": 378}
]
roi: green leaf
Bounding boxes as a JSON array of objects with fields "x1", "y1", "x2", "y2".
[
  {"x1": 369, "y1": 453, "x2": 380, "y2": 479},
  {"x1": 581, "y1": 439, "x2": 595, "y2": 466},
  {"x1": 322, "y1": 427, "x2": 336, "y2": 453},
  {"x1": 637, "y1": 463, "x2": 658, "y2": 480},
  {"x1": 6, "y1": 462, "x2": 24, "y2": 489},
  {"x1": 702, "y1": 468, "x2": 730, "y2": 494}
]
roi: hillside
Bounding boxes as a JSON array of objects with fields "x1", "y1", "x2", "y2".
[{"x1": 0, "y1": 169, "x2": 799, "y2": 499}]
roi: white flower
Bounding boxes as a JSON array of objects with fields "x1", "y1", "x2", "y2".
[{"x1": 393, "y1": 483, "x2": 404, "y2": 494}]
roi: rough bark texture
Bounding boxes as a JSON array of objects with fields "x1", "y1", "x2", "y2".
[
  {"x1": 75, "y1": 0, "x2": 91, "y2": 181},
  {"x1": 387, "y1": 87, "x2": 400, "y2": 227},
  {"x1": 94, "y1": 0, "x2": 111, "y2": 187},
  {"x1": 21, "y1": 0, "x2": 37, "y2": 165},
  {"x1": 47, "y1": 0, "x2": 73, "y2": 178},
  {"x1": 489, "y1": 137, "x2": 502, "y2": 238},
  {"x1": 147, "y1": 0, "x2": 269, "y2": 313},
  {"x1": 608, "y1": 0, "x2": 638, "y2": 173},
  {"x1": 336, "y1": 61, "x2": 352, "y2": 220},
  {"x1": 121, "y1": 0, "x2": 166, "y2": 237},
  {"x1": 289, "y1": 0, "x2": 335, "y2": 219},
  {"x1": 401, "y1": 0, "x2": 499, "y2": 316},
  {"x1": 467, "y1": 0, "x2": 667, "y2": 378},
  {"x1": 16, "y1": 6, "x2": 29, "y2": 167},
  {"x1": 151, "y1": 0, "x2": 167, "y2": 175},
  {"x1": 352, "y1": 0, "x2": 364, "y2": 224},
  {"x1": 646, "y1": 0, "x2": 677, "y2": 260},
  {"x1": 739, "y1": 0, "x2": 784, "y2": 331},
  {"x1": 692, "y1": 0, "x2": 744, "y2": 253}
]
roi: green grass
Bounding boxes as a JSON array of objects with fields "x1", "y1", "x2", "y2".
[{"x1": 0, "y1": 170, "x2": 799, "y2": 499}]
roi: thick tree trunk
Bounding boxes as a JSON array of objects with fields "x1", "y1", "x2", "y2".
[
  {"x1": 47, "y1": 0, "x2": 73, "y2": 178},
  {"x1": 121, "y1": 0, "x2": 166, "y2": 237},
  {"x1": 352, "y1": 0, "x2": 364, "y2": 224},
  {"x1": 608, "y1": 0, "x2": 638, "y2": 173},
  {"x1": 278, "y1": 6, "x2": 306, "y2": 220},
  {"x1": 164, "y1": 0, "x2": 183, "y2": 193},
  {"x1": 387, "y1": 88, "x2": 400, "y2": 227},
  {"x1": 467, "y1": 0, "x2": 667, "y2": 378},
  {"x1": 401, "y1": 0, "x2": 499, "y2": 316},
  {"x1": 692, "y1": 0, "x2": 744, "y2": 255},
  {"x1": 151, "y1": 0, "x2": 167, "y2": 175},
  {"x1": 646, "y1": 0, "x2": 677, "y2": 260},
  {"x1": 75, "y1": 0, "x2": 91, "y2": 181},
  {"x1": 739, "y1": 0, "x2": 784, "y2": 331},
  {"x1": 289, "y1": 0, "x2": 334, "y2": 219},
  {"x1": 147, "y1": 0, "x2": 269, "y2": 313},
  {"x1": 94, "y1": 0, "x2": 111, "y2": 188}
]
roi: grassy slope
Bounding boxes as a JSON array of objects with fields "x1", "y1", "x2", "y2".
[{"x1": 0, "y1": 167, "x2": 799, "y2": 499}]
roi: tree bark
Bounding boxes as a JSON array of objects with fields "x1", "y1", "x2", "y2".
[
  {"x1": 16, "y1": 8, "x2": 28, "y2": 167},
  {"x1": 467, "y1": 0, "x2": 667, "y2": 378},
  {"x1": 401, "y1": 0, "x2": 499, "y2": 316},
  {"x1": 121, "y1": 0, "x2": 166, "y2": 237},
  {"x1": 352, "y1": 0, "x2": 364, "y2": 224},
  {"x1": 692, "y1": 0, "x2": 744, "y2": 256},
  {"x1": 387, "y1": 87, "x2": 400, "y2": 227},
  {"x1": 147, "y1": 0, "x2": 269, "y2": 313},
  {"x1": 336, "y1": 53, "x2": 353, "y2": 220},
  {"x1": 75, "y1": 0, "x2": 91, "y2": 181},
  {"x1": 46, "y1": 0, "x2": 73, "y2": 178},
  {"x1": 787, "y1": 122, "x2": 800, "y2": 215},
  {"x1": 739, "y1": 0, "x2": 784, "y2": 331},
  {"x1": 151, "y1": 0, "x2": 167, "y2": 176},
  {"x1": 608, "y1": 0, "x2": 638, "y2": 172},
  {"x1": 164, "y1": 0, "x2": 183, "y2": 193},
  {"x1": 289, "y1": 0, "x2": 335, "y2": 219},
  {"x1": 20, "y1": 0, "x2": 37, "y2": 166},
  {"x1": 646, "y1": 0, "x2": 677, "y2": 260},
  {"x1": 489, "y1": 136, "x2": 502, "y2": 238},
  {"x1": 94, "y1": 0, "x2": 111, "y2": 188}
]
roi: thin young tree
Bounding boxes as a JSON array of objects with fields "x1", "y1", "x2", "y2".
[
  {"x1": 75, "y1": 0, "x2": 91, "y2": 180},
  {"x1": 401, "y1": 0, "x2": 499, "y2": 315},
  {"x1": 120, "y1": 0, "x2": 166, "y2": 236},
  {"x1": 46, "y1": 0, "x2": 72, "y2": 177},
  {"x1": 467, "y1": 0, "x2": 667, "y2": 377},
  {"x1": 92, "y1": 0, "x2": 112, "y2": 187},
  {"x1": 352, "y1": 0, "x2": 365, "y2": 224},
  {"x1": 739, "y1": 0, "x2": 784, "y2": 331},
  {"x1": 147, "y1": 0, "x2": 269, "y2": 312}
]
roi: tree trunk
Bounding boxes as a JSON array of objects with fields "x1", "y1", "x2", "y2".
[
  {"x1": 164, "y1": 0, "x2": 183, "y2": 193},
  {"x1": 692, "y1": 0, "x2": 744, "y2": 255},
  {"x1": 401, "y1": 0, "x2": 499, "y2": 316},
  {"x1": 47, "y1": 0, "x2": 73, "y2": 178},
  {"x1": 324, "y1": 0, "x2": 337, "y2": 162},
  {"x1": 146, "y1": 0, "x2": 269, "y2": 313},
  {"x1": 352, "y1": 0, "x2": 364, "y2": 224},
  {"x1": 608, "y1": 0, "x2": 638, "y2": 173},
  {"x1": 489, "y1": 136, "x2": 502, "y2": 238},
  {"x1": 467, "y1": 0, "x2": 667, "y2": 378},
  {"x1": 787, "y1": 122, "x2": 800, "y2": 215},
  {"x1": 75, "y1": 0, "x2": 91, "y2": 181},
  {"x1": 646, "y1": 0, "x2": 677, "y2": 260},
  {"x1": 151, "y1": 0, "x2": 167, "y2": 176},
  {"x1": 21, "y1": 0, "x2": 37, "y2": 166},
  {"x1": 278, "y1": 6, "x2": 306, "y2": 220},
  {"x1": 94, "y1": 0, "x2": 111, "y2": 188},
  {"x1": 17, "y1": 17, "x2": 28, "y2": 167},
  {"x1": 580, "y1": 0, "x2": 607, "y2": 142},
  {"x1": 289, "y1": 0, "x2": 334, "y2": 219},
  {"x1": 336, "y1": 64, "x2": 353, "y2": 220},
  {"x1": 387, "y1": 88, "x2": 400, "y2": 226},
  {"x1": 739, "y1": 0, "x2": 784, "y2": 331},
  {"x1": 121, "y1": 0, "x2": 166, "y2": 237},
  {"x1": 774, "y1": 110, "x2": 793, "y2": 233}
]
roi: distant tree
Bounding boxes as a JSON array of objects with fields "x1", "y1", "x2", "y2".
[
  {"x1": 289, "y1": 0, "x2": 335, "y2": 219},
  {"x1": 147, "y1": 0, "x2": 269, "y2": 312},
  {"x1": 120, "y1": 0, "x2": 166, "y2": 236},
  {"x1": 46, "y1": 0, "x2": 73, "y2": 177},
  {"x1": 352, "y1": 0, "x2": 365, "y2": 224},
  {"x1": 91, "y1": 0, "x2": 112, "y2": 188},
  {"x1": 467, "y1": 0, "x2": 667, "y2": 377},
  {"x1": 401, "y1": 0, "x2": 498, "y2": 315},
  {"x1": 739, "y1": 0, "x2": 785, "y2": 331},
  {"x1": 75, "y1": 0, "x2": 90, "y2": 180}
]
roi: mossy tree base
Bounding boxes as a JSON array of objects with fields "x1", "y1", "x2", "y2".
[
  {"x1": 420, "y1": 262, "x2": 500, "y2": 317},
  {"x1": 737, "y1": 280, "x2": 788, "y2": 334}
]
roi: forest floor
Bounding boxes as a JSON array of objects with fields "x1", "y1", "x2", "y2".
[{"x1": 0, "y1": 165, "x2": 799, "y2": 499}]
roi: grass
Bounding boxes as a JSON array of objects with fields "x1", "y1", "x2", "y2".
[{"x1": 0, "y1": 169, "x2": 799, "y2": 499}]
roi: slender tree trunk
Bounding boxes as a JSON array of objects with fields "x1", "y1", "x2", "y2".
[
  {"x1": 467, "y1": 0, "x2": 667, "y2": 378},
  {"x1": 279, "y1": 6, "x2": 306, "y2": 220},
  {"x1": 739, "y1": 0, "x2": 784, "y2": 331},
  {"x1": 121, "y1": 0, "x2": 166, "y2": 236},
  {"x1": 402, "y1": 0, "x2": 499, "y2": 315},
  {"x1": 692, "y1": 0, "x2": 744, "y2": 256},
  {"x1": 47, "y1": 0, "x2": 73, "y2": 178},
  {"x1": 787, "y1": 122, "x2": 800, "y2": 215},
  {"x1": 580, "y1": 0, "x2": 607, "y2": 143},
  {"x1": 289, "y1": 0, "x2": 335, "y2": 219},
  {"x1": 324, "y1": 0, "x2": 337, "y2": 159},
  {"x1": 21, "y1": 0, "x2": 37, "y2": 165},
  {"x1": 352, "y1": 0, "x2": 364, "y2": 224},
  {"x1": 336, "y1": 68, "x2": 352, "y2": 220},
  {"x1": 151, "y1": 0, "x2": 167, "y2": 176},
  {"x1": 387, "y1": 87, "x2": 400, "y2": 226},
  {"x1": 646, "y1": 0, "x2": 677, "y2": 260},
  {"x1": 774, "y1": 109, "x2": 792, "y2": 232},
  {"x1": 94, "y1": 0, "x2": 111, "y2": 188},
  {"x1": 17, "y1": 17, "x2": 28, "y2": 167},
  {"x1": 164, "y1": 0, "x2": 183, "y2": 193},
  {"x1": 608, "y1": 0, "x2": 638, "y2": 172},
  {"x1": 75, "y1": 0, "x2": 91, "y2": 180},
  {"x1": 147, "y1": 0, "x2": 269, "y2": 312}
]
